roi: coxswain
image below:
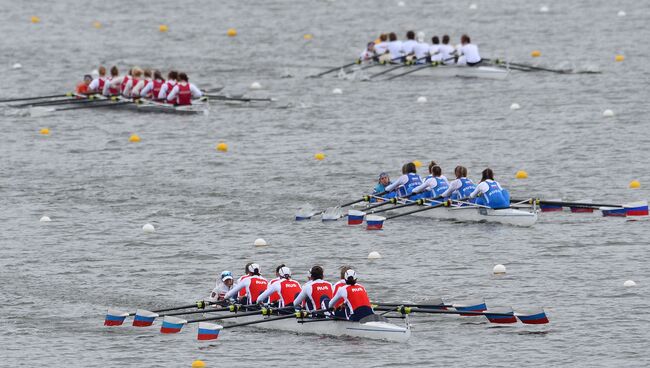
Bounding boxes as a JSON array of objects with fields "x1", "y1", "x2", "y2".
[
  {"x1": 386, "y1": 32, "x2": 403, "y2": 63},
  {"x1": 440, "y1": 165, "x2": 477, "y2": 204},
  {"x1": 130, "y1": 68, "x2": 152, "y2": 98},
  {"x1": 384, "y1": 162, "x2": 423, "y2": 199},
  {"x1": 359, "y1": 42, "x2": 376, "y2": 63},
  {"x1": 208, "y1": 271, "x2": 234, "y2": 302},
  {"x1": 468, "y1": 168, "x2": 510, "y2": 209},
  {"x1": 88, "y1": 66, "x2": 107, "y2": 94},
  {"x1": 256, "y1": 266, "x2": 301, "y2": 308},
  {"x1": 374, "y1": 172, "x2": 391, "y2": 194},
  {"x1": 401, "y1": 30, "x2": 417, "y2": 62},
  {"x1": 75, "y1": 75, "x2": 92, "y2": 95},
  {"x1": 157, "y1": 70, "x2": 178, "y2": 101},
  {"x1": 102, "y1": 66, "x2": 121, "y2": 96},
  {"x1": 439, "y1": 35, "x2": 456, "y2": 65},
  {"x1": 374, "y1": 34, "x2": 390, "y2": 62},
  {"x1": 327, "y1": 269, "x2": 374, "y2": 321},
  {"x1": 224, "y1": 263, "x2": 268, "y2": 304},
  {"x1": 139, "y1": 70, "x2": 165, "y2": 100},
  {"x1": 412, "y1": 162, "x2": 449, "y2": 202},
  {"x1": 293, "y1": 265, "x2": 333, "y2": 314},
  {"x1": 166, "y1": 72, "x2": 202, "y2": 105},
  {"x1": 413, "y1": 32, "x2": 429, "y2": 64},
  {"x1": 457, "y1": 34, "x2": 482, "y2": 66}
]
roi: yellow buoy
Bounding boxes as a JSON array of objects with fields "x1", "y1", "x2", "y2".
[
  {"x1": 530, "y1": 50, "x2": 541, "y2": 58},
  {"x1": 629, "y1": 180, "x2": 640, "y2": 189},
  {"x1": 93, "y1": 21, "x2": 102, "y2": 29},
  {"x1": 216, "y1": 142, "x2": 228, "y2": 152},
  {"x1": 40, "y1": 128, "x2": 50, "y2": 135},
  {"x1": 129, "y1": 134, "x2": 141, "y2": 143},
  {"x1": 159, "y1": 24, "x2": 169, "y2": 32},
  {"x1": 31, "y1": 16, "x2": 41, "y2": 24},
  {"x1": 314, "y1": 152, "x2": 325, "y2": 161},
  {"x1": 412, "y1": 160, "x2": 422, "y2": 168},
  {"x1": 515, "y1": 170, "x2": 528, "y2": 179},
  {"x1": 227, "y1": 28, "x2": 237, "y2": 37},
  {"x1": 615, "y1": 55, "x2": 625, "y2": 62},
  {"x1": 303, "y1": 34, "x2": 313, "y2": 40},
  {"x1": 191, "y1": 360, "x2": 206, "y2": 368}
]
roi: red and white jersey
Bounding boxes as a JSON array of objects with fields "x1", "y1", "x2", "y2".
[
  {"x1": 157, "y1": 80, "x2": 177, "y2": 100},
  {"x1": 224, "y1": 275, "x2": 268, "y2": 304},
  {"x1": 103, "y1": 76, "x2": 121, "y2": 96},
  {"x1": 293, "y1": 279, "x2": 333, "y2": 311},
  {"x1": 88, "y1": 77, "x2": 105, "y2": 93},
  {"x1": 130, "y1": 78, "x2": 150, "y2": 97},
  {"x1": 267, "y1": 277, "x2": 281, "y2": 303},
  {"x1": 120, "y1": 75, "x2": 132, "y2": 95},
  {"x1": 328, "y1": 283, "x2": 372, "y2": 316},
  {"x1": 332, "y1": 280, "x2": 346, "y2": 308},
  {"x1": 209, "y1": 282, "x2": 232, "y2": 302},
  {"x1": 235, "y1": 275, "x2": 250, "y2": 298},
  {"x1": 166, "y1": 82, "x2": 202, "y2": 105},
  {"x1": 257, "y1": 278, "x2": 302, "y2": 307}
]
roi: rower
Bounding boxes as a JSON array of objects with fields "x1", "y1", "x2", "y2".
[
  {"x1": 208, "y1": 271, "x2": 234, "y2": 302},
  {"x1": 234, "y1": 262, "x2": 253, "y2": 302},
  {"x1": 429, "y1": 36, "x2": 442, "y2": 63},
  {"x1": 224, "y1": 263, "x2": 268, "y2": 305},
  {"x1": 440, "y1": 165, "x2": 477, "y2": 205},
  {"x1": 122, "y1": 67, "x2": 143, "y2": 98},
  {"x1": 386, "y1": 32, "x2": 403, "y2": 63},
  {"x1": 331, "y1": 266, "x2": 351, "y2": 318},
  {"x1": 327, "y1": 269, "x2": 374, "y2": 321},
  {"x1": 166, "y1": 72, "x2": 202, "y2": 105},
  {"x1": 411, "y1": 162, "x2": 449, "y2": 202},
  {"x1": 439, "y1": 35, "x2": 456, "y2": 65},
  {"x1": 359, "y1": 42, "x2": 376, "y2": 63},
  {"x1": 266, "y1": 264, "x2": 286, "y2": 306},
  {"x1": 457, "y1": 34, "x2": 482, "y2": 66},
  {"x1": 384, "y1": 162, "x2": 423, "y2": 199},
  {"x1": 401, "y1": 30, "x2": 417, "y2": 63},
  {"x1": 412, "y1": 32, "x2": 430, "y2": 64},
  {"x1": 75, "y1": 74, "x2": 92, "y2": 95},
  {"x1": 468, "y1": 168, "x2": 510, "y2": 209},
  {"x1": 88, "y1": 66, "x2": 106, "y2": 94},
  {"x1": 102, "y1": 66, "x2": 120, "y2": 96},
  {"x1": 130, "y1": 68, "x2": 152, "y2": 98},
  {"x1": 257, "y1": 266, "x2": 301, "y2": 308},
  {"x1": 139, "y1": 70, "x2": 165, "y2": 100},
  {"x1": 157, "y1": 70, "x2": 178, "y2": 102},
  {"x1": 374, "y1": 34, "x2": 390, "y2": 63},
  {"x1": 293, "y1": 265, "x2": 333, "y2": 314}
]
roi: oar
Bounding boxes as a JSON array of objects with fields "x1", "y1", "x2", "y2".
[
  {"x1": 384, "y1": 56, "x2": 457, "y2": 81},
  {"x1": 203, "y1": 94, "x2": 275, "y2": 102},
  {"x1": 15, "y1": 95, "x2": 104, "y2": 107},
  {"x1": 486, "y1": 58, "x2": 571, "y2": 74},
  {"x1": 105, "y1": 300, "x2": 219, "y2": 326},
  {"x1": 0, "y1": 93, "x2": 75, "y2": 103},
  {"x1": 367, "y1": 198, "x2": 425, "y2": 215},
  {"x1": 308, "y1": 60, "x2": 362, "y2": 78},
  {"x1": 512, "y1": 198, "x2": 622, "y2": 209},
  {"x1": 384, "y1": 199, "x2": 450, "y2": 220},
  {"x1": 375, "y1": 306, "x2": 549, "y2": 324},
  {"x1": 367, "y1": 56, "x2": 427, "y2": 80},
  {"x1": 55, "y1": 100, "x2": 132, "y2": 111}
]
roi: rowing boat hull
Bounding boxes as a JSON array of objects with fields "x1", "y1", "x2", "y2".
[
  {"x1": 350, "y1": 64, "x2": 509, "y2": 80},
  {"x1": 210, "y1": 314, "x2": 411, "y2": 342}
]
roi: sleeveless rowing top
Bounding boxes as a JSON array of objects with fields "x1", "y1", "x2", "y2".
[
  {"x1": 176, "y1": 83, "x2": 192, "y2": 105},
  {"x1": 308, "y1": 280, "x2": 333, "y2": 311},
  {"x1": 397, "y1": 173, "x2": 423, "y2": 197},
  {"x1": 481, "y1": 180, "x2": 508, "y2": 209},
  {"x1": 345, "y1": 284, "x2": 372, "y2": 311},
  {"x1": 278, "y1": 279, "x2": 301, "y2": 307}
]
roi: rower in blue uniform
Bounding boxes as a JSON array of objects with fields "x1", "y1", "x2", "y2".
[
  {"x1": 440, "y1": 165, "x2": 477, "y2": 205},
  {"x1": 469, "y1": 168, "x2": 510, "y2": 209},
  {"x1": 384, "y1": 162, "x2": 424, "y2": 199},
  {"x1": 411, "y1": 162, "x2": 449, "y2": 203}
]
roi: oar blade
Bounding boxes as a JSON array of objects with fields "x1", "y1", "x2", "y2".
[
  {"x1": 104, "y1": 308, "x2": 129, "y2": 326},
  {"x1": 365, "y1": 215, "x2": 385, "y2": 230},
  {"x1": 540, "y1": 198, "x2": 563, "y2": 212},
  {"x1": 321, "y1": 207, "x2": 342, "y2": 221},
  {"x1": 515, "y1": 308, "x2": 549, "y2": 324},
  {"x1": 419, "y1": 297, "x2": 447, "y2": 310},
  {"x1": 347, "y1": 210, "x2": 366, "y2": 225},
  {"x1": 624, "y1": 201, "x2": 649, "y2": 217},
  {"x1": 295, "y1": 204, "x2": 316, "y2": 221},
  {"x1": 453, "y1": 299, "x2": 487, "y2": 316},
  {"x1": 484, "y1": 307, "x2": 517, "y2": 324},
  {"x1": 132, "y1": 309, "x2": 159, "y2": 327},
  {"x1": 197, "y1": 322, "x2": 223, "y2": 340},
  {"x1": 160, "y1": 316, "x2": 187, "y2": 333},
  {"x1": 600, "y1": 206, "x2": 626, "y2": 217}
]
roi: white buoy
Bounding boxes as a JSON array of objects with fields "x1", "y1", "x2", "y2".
[
  {"x1": 493, "y1": 264, "x2": 506, "y2": 274},
  {"x1": 469, "y1": 3, "x2": 477, "y2": 10},
  {"x1": 417, "y1": 96, "x2": 427, "y2": 103},
  {"x1": 39, "y1": 216, "x2": 51, "y2": 222},
  {"x1": 617, "y1": 10, "x2": 626, "y2": 17},
  {"x1": 603, "y1": 109, "x2": 614, "y2": 117},
  {"x1": 142, "y1": 223, "x2": 155, "y2": 233},
  {"x1": 332, "y1": 88, "x2": 342, "y2": 94},
  {"x1": 397, "y1": 1, "x2": 405, "y2": 6},
  {"x1": 368, "y1": 251, "x2": 382, "y2": 259},
  {"x1": 250, "y1": 81, "x2": 261, "y2": 90},
  {"x1": 12, "y1": 63, "x2": 22, "y2": 69},
  {"x1": 254, "y1": 238, "x2": 268, "y2": 247},
  {"x1": 623, "y1": 280, "x2": 637, "y2": 287},
  {"x1": 540, "y1": 5, "x2": 549, "y2": 13},
  {"x1": 510, "y1": 103, "x2": 521, "y2": 110}
]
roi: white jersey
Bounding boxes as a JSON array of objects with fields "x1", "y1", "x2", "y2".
[
  {"x1": 293, "y1": 279, "x2": 333, "y2": 311},
  {"x1": 374, "y1": 42, "x2": 388, "y2": 54},
  {"x1": 413, "y1": 41, "x2": 430, "y2": 60},
  {"x1": 458, "y1": 43, "x2": 481, "y2": 64},
  {"x1": 359, "y1": 49, "x2": 375, "y2": 62},
  {"x1": 413, "y1": 175, "x2": 449, "y2": 194},
  {"x1": 401, "y1": 40, "x2": 418, "y2": 55},
  {"x1": 157, "y1": 80, "x2": 177, "y2": 100},
  {"x1": 439, "y1": 44, "x2": 456, "y2": 64},
  {"x1": 387, "y1": 40, "x2": 403, "y2": 61},
  {"x1": 166, "y1": 82, "x2": 203, "y2": 102},
  {"x1": 209, "y1": 282, "x2": 232, "y2": 302}
]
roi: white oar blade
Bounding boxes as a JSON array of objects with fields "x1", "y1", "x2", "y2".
[{"x1": 321, "y1": 207, "x2": 342, "y2": 221}]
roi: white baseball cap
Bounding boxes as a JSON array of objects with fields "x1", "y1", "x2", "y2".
[
  {"x1": 344, "y1": 269, "x2": 357, "y2": 280},
  {"x1": 279, "y1": 266, "x2": 291, "y2": 277},
  {"x1": 248, "y1": 263, "x2": 260, "y2": 273}
]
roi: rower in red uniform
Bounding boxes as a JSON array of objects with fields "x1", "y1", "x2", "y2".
[
  {"x1": 293, "y1": 265, "x2": 333, "y2": 315},
  {"x1": 139, "y1": 70, "x2": 165, "y2": 100},
  {"x1": 224, "y1": 263, "x2": 268, "y2": 304},
  {"x1": 257, "y1": 266, "x2": 302, "y2": 308},
  {"x1": 157, "y1": 70, "x2": 178, "y2": 102},
  {"x1": 331, "y1": 265, "x2": 351, "y2": 318},
  {"x1": 166, "y1": 72, "x2": 202, "y2": 105},
  {"x1": 233, "y1": 262, "x2": 253, "y2": 301},
  {"x1": 327, "y1": 269, "x2": 374, "y2": 321},
  {"x1": 88, "y1": 66, "x2": 106, "y2": 94},
  {"x1": 102, "y1": 66, "x2": 121, "y2": 96},
  {"x1": 266, "y1": 264, "x2": 286, "y2": 305},
  {"x1": 122, "y1": 67, "x2": 142, "y2": 98}
]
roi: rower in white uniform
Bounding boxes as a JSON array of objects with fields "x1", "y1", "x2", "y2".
[
  {"x1": 374, "y1": 34, "x2": 390, "y2": 63},
  {"x1": 208, "y1": 271, "x2": 234, "y2": 302},
  {"x1": 411, "y1": 161, "x2": 449, "y2": 202},
  {"x1": 386, "y1": 32, "x2": 403, "y2": 63},
  {"x1": 429, "y1": 36, "x2": 442, "y2": 63},
  {"x1": 88, "y1": 66, "x2": 107, "y2": 94},
  {"x1": 413, "y1": 32, "x2": 430, "y2": 64},
  {"x1": 440, "y1": 165, "x2": 477, "y2": 204},
  {"x1": 384, "y1": 162, "x2": 423, "y2": 199},
  {"x1": 401, "y1": 30, "x2": 418, "y2": 62},
  {"x1": 439, "y1": 35, "x2": 457, "y2": 65},
  {"x1": 468, "y1": 168, "x2": 510, "y2": 209},
  {"x1": 457, "y1": 34, "x2": 482, "y2": 66}
]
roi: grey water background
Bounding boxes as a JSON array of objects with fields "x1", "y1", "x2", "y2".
[{"x1": 1, "y1": 0, "x2": 649, "y2": 366}]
